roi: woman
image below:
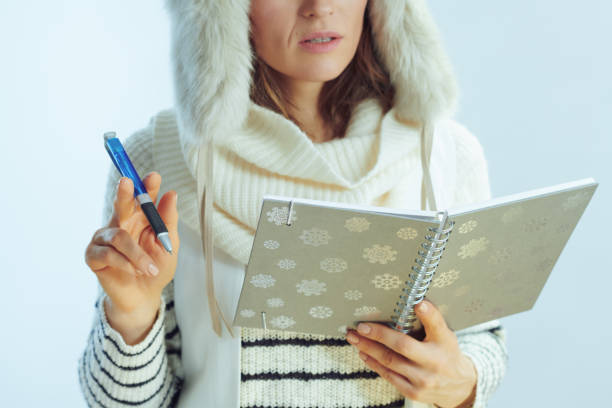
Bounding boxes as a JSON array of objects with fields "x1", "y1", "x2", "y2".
[{"x1": 80, "y1": 0, "x2": 508, "y2": 407}]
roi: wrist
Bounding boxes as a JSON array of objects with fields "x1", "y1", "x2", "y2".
[
  {"x1": 453, "y1": 356, "x2": 477, "y2": 408},
  {"x1": 103, "y1": 295, "x2": 161, "y2": 345},
  {"x1": 435, "y1": 355, "x2": 477, "y2": 408},
  {"x1": 452, "y1": 382, "x2": 476, "y2": 408}
]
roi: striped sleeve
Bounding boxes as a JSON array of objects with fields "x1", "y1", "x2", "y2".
[
  {"x1": 455, "y1": 321, "x2": 508, "y2": 408},
  {"x1": 448, "y1": 120, "x2": 509, "y2": 407},
  {"x1": 77, "y1": 116, "x2": 184, "y2": 407}
]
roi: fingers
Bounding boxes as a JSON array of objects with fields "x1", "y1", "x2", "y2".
[
  {"x1": 86, "y1": 243, "x2": 139, "y2": 277},
  {"x1": 357, "y1": 351, "x2": 423, "y2": 402},
  {"x1": 415, "y1": 300, "x2": 453, "y2": 345},
  {"x1": 143, "y1": 189, "x2": 180, "y2": 255},
  {"x1": 109, "y1": 172, "x2": 162, "y2": 227},
  {"x1": 346, "y1": 328, "x2": 418, "y2": 375},
  {"x1": 89, "y1": 227, "x2": 159, "y2": 276},
  {"x1": 157, "y1": 190, "x2": 179, "y2": 233},
  {"x1": 348, "y1": 323, "x2": 432, "y2": 367},
  {"x1": 142, "y1": 171, "x2": 162, "y2": 204},
  {"x1": 110, "y1": 177, "x2": 136, "y2": 226}
]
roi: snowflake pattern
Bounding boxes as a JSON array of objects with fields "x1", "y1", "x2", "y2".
[
  {"x1": 270, "y1": 315, "x2": 296, "y2": 329},
  {"x1": 464, "y1": 299, "x2": 484, "y2": 313},
  {"x1": 362, "y1": 244, "x2": 398, "y2": 264},
  {"x1": 266, "y1": 298, "x2": 285, "y2": 308},
  {"x1": 277, "y1": 258, "x2": 296, "y2": 270},
  {"x1": 432, "y1": 269, "x2": 460, "y2": 288},
  {"x1": 488, "y1": 248, "x2": 511, "y2": 265},
  {"x1": 320, "y1": 257, "x2": 348, "y2": 273},
  {"x1": 250, "y1": 274, "x2": 276, "y2": 288},
  {"x1": 344, "y1": 289, "x2": 363, "y2": 301},
  {"x1": 458, "y1": 220, "x2": 478, "y2": 234},
  {"x1": 266, "y1": 206, "x2": 297, "y2": 226},
  {"x1": 337, "y1": 325, "x2": 348, "y2": 334},
  {"x1": 523, "y1": 217, "x2": 549, "y2": 233},
  {"x1": 501, "y1": 206, "x2": 524, "y2": 224},
  {"x1": 309, "y1": 306, "x2": 333, "y2": 319},
  {"x1": 371, "y1": 273, "x2": 402, "y2": 290},
  {"x1": 299, "y1": 228, "x2": 331, "y2": 247},
  {"x1": 296, "y1": 279, "x2": 327, "y2": 296},
  {"x1": 487, "y1": 306, "x2": 506, "y2": 319},
  {"x1": 396, "y1": 227, "x2": 418, "y2": 240},
  {"x1": 453, "y1": 285, "x2": 471, "y2": 297},
  {"x1": 240, "y1": 309, "x2": 256, "y2": 318},
  {"x1": 344, "y1": 217, "x2": 371, "y2": 232},
  {"x1": 263, "y1": 240, "x2": 280, "y2": 249},
  {"x1": 457, "y1": 237, "x2": 489, "y2": 259},
  {"x1": 354, "y1": 306, "x2": 381, "y2": 317},
  {"x1": 562, "y1": 192, "x2": 590, "y2": 210}
]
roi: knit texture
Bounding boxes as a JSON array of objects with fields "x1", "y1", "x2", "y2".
[
  {"x1": 179, "y1": 98, "x2": 430, "y2": 266},
  {"x1": 78, "y1": 106, "x2": 508, "y2": 408}
]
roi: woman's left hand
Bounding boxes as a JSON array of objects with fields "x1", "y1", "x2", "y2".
[{"x1": 345, "y1": 299, "x2": 477, "y2": 408}]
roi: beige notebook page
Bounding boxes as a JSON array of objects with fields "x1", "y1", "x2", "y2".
[
  {"x1": 426, "y1": 183, "x2": 598, "y2": 331},
  {"x1": 233, "y1": 198, "x2": 439, "y2": 338}
]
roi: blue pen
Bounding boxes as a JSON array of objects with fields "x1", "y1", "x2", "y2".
[{"x1": 103, "y1": 131, "x2": 173, "y2": 254}]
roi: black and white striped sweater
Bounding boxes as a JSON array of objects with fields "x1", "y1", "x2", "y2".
[
  {"x1": 79, "y1": 280, "x2": 506, "y2": 408},
  {"x1": 78, "y1": 114, "x2": 508, "y2": 408}
]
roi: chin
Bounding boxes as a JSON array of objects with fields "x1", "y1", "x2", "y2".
[{"x1": 293, "y1": 65, "x2": 349, "y2": 82}]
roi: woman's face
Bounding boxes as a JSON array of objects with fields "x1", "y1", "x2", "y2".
[{"x1": 249, "y1": 0, "x2": 368, "y2": 83}]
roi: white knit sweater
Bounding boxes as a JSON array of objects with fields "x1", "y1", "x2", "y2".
[{"x1": 78, "y1": 102, "x2": 508, "y2": 408}]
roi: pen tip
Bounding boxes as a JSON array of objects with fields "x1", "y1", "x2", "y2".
[{"x1": 104, "y1": 131, "x2": 117, "y2": 142}]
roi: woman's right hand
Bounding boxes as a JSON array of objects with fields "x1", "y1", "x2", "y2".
[{"x1": 84, "y1": 171, "x2": 180, "y2": 344}]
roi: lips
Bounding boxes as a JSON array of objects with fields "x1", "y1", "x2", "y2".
[
  {"x1": 299, "y1": 30, "x2": 343, "y2": 43},
  {"x1": 298, "y1": 37, "x2": 342, "y2": 53}
]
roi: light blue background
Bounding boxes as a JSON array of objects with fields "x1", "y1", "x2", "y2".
[{"x1": 0, "y1": 1, "x2": 609, "y2": 406}]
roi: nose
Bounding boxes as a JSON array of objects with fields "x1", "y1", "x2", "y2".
[{"x1": 299, "y1": 0, "x2": 334, "y2": 18}]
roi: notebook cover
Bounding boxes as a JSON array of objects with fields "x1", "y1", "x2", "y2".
[
  {"x1": 427, "y1": 181, "x2": 598, "y2": 331},
  {"x1": 233, "y1": 179, "x2": 598, "y2": 337},
  {"x1": 233, "y1": 199, "x2": 439, "y2": 337}
]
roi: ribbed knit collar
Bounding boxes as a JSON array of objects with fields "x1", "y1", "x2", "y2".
[
  {"x1": 154, "y1": 97, "x2": 429, "y2": 337},
  {"x1": 153, "y1": 97, "x2": 422, "y2": 261},
  {"x1": 183, "y1": 98, "x2": 421, "y2": 190},
  {"x1": 163, "y1": 0, "x2": 460, "y2": 336}
]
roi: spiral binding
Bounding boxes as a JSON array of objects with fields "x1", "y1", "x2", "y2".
[{"x1": 390, "y1": 211, "x2": 454, "y2": 334}]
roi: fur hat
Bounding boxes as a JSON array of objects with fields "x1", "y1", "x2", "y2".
[{"x1": 162, "y1": 0, "x2": 459, "y2": 336}]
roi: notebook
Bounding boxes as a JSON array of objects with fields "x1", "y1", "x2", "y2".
[{"x1": 232, "y1": 178, "x2": 598, "y2": 337}]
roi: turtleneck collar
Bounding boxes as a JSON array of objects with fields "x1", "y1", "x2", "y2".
[
  {"x1": 184, "y1": 98, "x2": 422, "y2": 191},
  {"x1": 156, "y1": 97, "x2": 433, "y2": 337}
]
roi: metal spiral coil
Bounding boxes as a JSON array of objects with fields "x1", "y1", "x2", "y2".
[{"x1": 390, "y1": 211, "x2": 454, "y2": 334}]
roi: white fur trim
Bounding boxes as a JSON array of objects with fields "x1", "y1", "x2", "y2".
[{"x1": 163, "y1": 0, "x2": 459, "y2": 153}]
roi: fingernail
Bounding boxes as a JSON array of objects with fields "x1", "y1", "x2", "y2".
[
  {"x1": 346, "y1": 332, "x2": 359, "y2": 344},
  {"x1": 357, "y1": 323, "x2": 371, "y2": 334},
  {"x1": 148, "y1": 264, "x2": 159, "y2": 276},
  {"x1": 419, "y1": 301, "x2": 428, "y2": 313}
]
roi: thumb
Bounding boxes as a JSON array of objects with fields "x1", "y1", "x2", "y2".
[
  {"x1": 156, "y1": 190, "x2": 180, "y2": 249},
  {"x1": 415, "y1": 299, "x2": 450, "y2": 344}
]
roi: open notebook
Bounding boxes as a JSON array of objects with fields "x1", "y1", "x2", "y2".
[{"x1": 233, "y1": 178, "x2": 598, "y2": 337}]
